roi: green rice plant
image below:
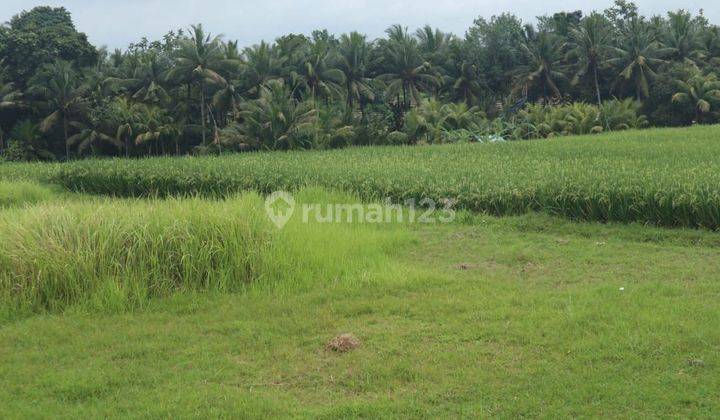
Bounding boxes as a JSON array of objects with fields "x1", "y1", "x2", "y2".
[{"x1": 1, "y1": 125, "x2": 720, "y2": 229}]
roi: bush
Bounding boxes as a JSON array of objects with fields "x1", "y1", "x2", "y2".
[
  {"x1": 485, "y1": 100, "x2": 649, "y2": 140},
  {"x1": 1, "y1": 121, "x2": 56, "y2": 162},
  {"x1": 403, "y1": 99, "x2": 485, "y2": 143}
]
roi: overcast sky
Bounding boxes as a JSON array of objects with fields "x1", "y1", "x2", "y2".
[{"x1": 2, "y1": 0, "x2": 718, "y2": 49}]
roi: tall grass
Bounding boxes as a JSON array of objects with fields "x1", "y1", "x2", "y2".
[
  {"x1": 0, "y1": 195, "x2": 270, "y2": 317},
  {"x1": 0, "y1": 188, "x2": 410, "y2": 318},
  {"x1": 2, "y1": 125, "x2": 720, "y2": 228},
  {"x1": 0, "y1": 181, "x2": 57, "y2": 207}
]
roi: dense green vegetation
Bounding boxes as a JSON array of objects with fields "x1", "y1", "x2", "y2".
[
  {"x1": 1, "y1": 125, "x2": 719, "y2": 416},
  {"x1": 3, "y1": 125, "x2": 719, "y2": 229},
  {"x1": 2, "y1": 2, "x2": 720, "y2": 416},
  {"x1": 1, "y1": 2, "x2": 720, "y2": 161}
]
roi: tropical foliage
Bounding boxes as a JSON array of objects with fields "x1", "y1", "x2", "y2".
[{"x1": 2, "y1": 2, "x2": 720, "y2": 160}]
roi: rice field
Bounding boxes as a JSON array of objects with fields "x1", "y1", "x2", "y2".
[
  {"x1": 3, "y1": 125, "x2": 720, "y2": 229},
  {"x1": 2, "y1": 126, "x2": 720, "y2": 416}
]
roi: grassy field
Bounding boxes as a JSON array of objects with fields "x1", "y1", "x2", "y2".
[
  {"x1": 1, "y1": 126, "x2": 720, "y2": 416},
  {"x1": 3, "y1": 125, "x2": 720, "y2": 229},
  {"x1": 1, "y1": 205, "x2": 719, "y2": 417},
  {"x1": 0, "y1": 180, "x2": 59, "y2": 208}
]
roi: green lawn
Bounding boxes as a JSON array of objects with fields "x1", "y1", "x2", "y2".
[{"x1": 1, "y1": 202, "x2": 719, "y2": 417}]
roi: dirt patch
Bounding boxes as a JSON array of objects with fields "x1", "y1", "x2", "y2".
[
  {"x1": 325, "y1": 334, "x2": 361, "y2": 353},
  {"x1": 453, "y1": 260, "x2": 503, "y2": 271},
  {"x1": 688, "y1": 358, "x2": 705, "y2": 367}
]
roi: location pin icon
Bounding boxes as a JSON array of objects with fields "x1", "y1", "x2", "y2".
[{"x1": 265, "y1": 191, "x2": 295, "y2": 229}]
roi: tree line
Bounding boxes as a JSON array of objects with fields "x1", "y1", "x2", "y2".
[{"x1": 1, "y1": 1, "x2": 720, "y2": 161}]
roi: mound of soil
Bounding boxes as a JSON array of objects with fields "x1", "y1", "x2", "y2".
[{"x1": 325, "y1": 334, "x2": 361, "y2": 353}]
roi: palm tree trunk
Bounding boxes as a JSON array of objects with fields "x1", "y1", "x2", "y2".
[
  {"x1": 402, "y1": 83, "x2": 408, "y2": 110},
  {"x1": 359, "y1": 98, "x2": 366, "y2": 120},
  {"x1": 200, "y1": 80, "x2": 207, "y2": 145},
  {"x1": 63, "y1": 115, "x2": 69, "y2": 160},
  {"x1": 187, "y1": 83, "x2": 192, "y2": 121},
  {"x1": 347, "y1": 83, "x2": 353, "y2": 110},
  {"x1": 593, "y1": 66, "x2": 602, "y2": 107}
]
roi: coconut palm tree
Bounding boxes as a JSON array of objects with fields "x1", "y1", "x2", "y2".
[
  {"x1": 238, "y1": 80, "x2": 316, "y2": 150},
  {"x1": 378, "y1": 26, "x2": 439, "y2": 109},
  {"x1": 134, "y1": 105, "x2": 182, "y2": 155},
  {"x1": 671, "y1": 71, "x2": 720, "y2": 123},
  {"x1": 106, "y1": 52, "x2": 171, "y2": 104},
  {"x1": 290, "y1": 40, "x2": 345, "y2": 104},
  {"x1": 511, "y1": 29, "x2": 566, "y2": 102},
  {"x1": 66, "y1": 121, "x2": 122, "y2": 156},
  {"x1": 111, "y1": 97, "x2": 142, "y2": 157},
  {"x1": 209, "y1": 40, "x2": 245, "y2": 126},
  {"x1": 416, "y1": 25, "x2": 453, "y2": 64},
  {"x1": 337, "y1": 32, "x2": 375, "y2": 111},
  {"x1": 608, "y1": 18, "x2": 672, "y2": 100},
  {"x1": 663, "y1": 10, "x2": 705, "y2": 65},
  {"x1": 29, "y1": 60, "x2": 87, "y2": 159},
  {"x1": 441, "y1": 102, "x2": 484, "y2": 130},
  {"x1": 241, "y1": 41, "x2": 286, "y2": 97},
  {"x1": 0, "y1": 65, "x2": 23, "y2": 153},
  {"x1": 565, "y1": 13, "x2": 613, "y2": 106},
  {"x1": 212, "y1": 78, "x2": 242, "y2": 123},
  {"x1": 449, "y1": 61, "x2": 484, "y2": 105},
  {"x1": 167, "y1": 24, "x2": 226, "y2": 145}
]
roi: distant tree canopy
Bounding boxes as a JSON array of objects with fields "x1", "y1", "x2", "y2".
[
  {"x1": 1, "y1": 1, "x2": 720, "y2": 161},
  {"x1": 0, "y1": 7, "x2": 97, "y2": 87}
]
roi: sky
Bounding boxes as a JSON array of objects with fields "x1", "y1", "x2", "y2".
[{"x1": 1, "y1": 0, "x2": 718, "y2": 50}]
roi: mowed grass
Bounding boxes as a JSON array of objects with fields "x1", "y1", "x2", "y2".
[
  {"x1": 2, "y1": 125, "x2": 720, "y2": 228},
  {"x1": 1, "y1": 209, "x2": 719, "y2": 417}
]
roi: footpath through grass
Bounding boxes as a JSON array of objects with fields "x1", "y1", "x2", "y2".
[
  {"x1": 3, "y1": 125, "x2": 720, "y2": 229},
  {"x1": 1, "y1": 210, "x2": 719, "y2": 417}
]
